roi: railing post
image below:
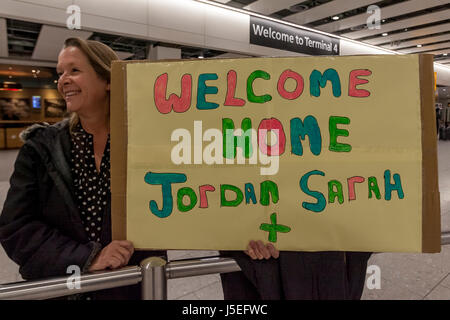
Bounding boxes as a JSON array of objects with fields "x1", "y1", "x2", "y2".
[{"x1": 140, "y1": 257, "x2": 167, "y2": 300}]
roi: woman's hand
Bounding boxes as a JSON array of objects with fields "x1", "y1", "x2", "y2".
[
  {"x1": 88, "y1": 240, "x2": 134, "y2": 271},
  {"x1": 244, "y1": 240, "x2": 279, "y2": 260}
]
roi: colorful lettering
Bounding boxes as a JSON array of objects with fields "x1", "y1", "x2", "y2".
[
  {"x1": 347, "y1": 176, "x2": 365, "y2": 201},
  {"x1": 224, "y1": 70, "x2": 246, "y2": 106},
  {"x1": 277, "y1": 69, "x2": 304, "y2": 100},
  {"x1": 223, "y1": 118, "x2": 253, "y2": 159},
  {"x1": 384, "y1": 170, "x2": 404, "y2": 200},
  {"x1": 247, "y1": 70, "x2": 272, "y2": 103},
  {"x1": 290, "y1": 116, "x2": 322, "y2": 156},
  {"x1": 199, "y1": 184, "x2": 215, "y2": 208},
  {"x1": 329, "y1": 116, "x2": 352, "y2": 152},
  {"x1": 221, "y1": 184, "x2": 244, "y2": 207},
  {"x1": 328, "y1": 180, "x2": 344, "y2": 204},
  {"x1": 260, "y1": 180, "x2": 279, "y2": 205},
  {"x1": 300, "y1": 170, "x2": 326, "y2": 213},
  {"x1": 144, "y1": 172, "x2": 187, "y2": 218},
  {"x1": 258, "y1": 118, "x2": 286, "y2": 156},
  {"x1": 310, "y1": 68, "x2": 341, "y2": 97},
  {"x1": 368, "y1": 177, "x2": 381, "y2": 199},
  {"x1": 154, "y1": 73, "x2": 192, "y2": 114},
  {"x1": 177, "y1": 187, "x2": 198, "y2": 212},
  {"x1": 197, "y1": 73, "x2": 219, "y2": 110},
  {"x1": 349, "y1": 69, "x2": 372, "y2": 97},
  {"x1": 245, "y1": 183, "x2": 257, "y2": 204}
]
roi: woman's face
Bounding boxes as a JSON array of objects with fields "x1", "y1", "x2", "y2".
[{"x1": 56, "y1": 46, "x2": 110, "y2": 117}]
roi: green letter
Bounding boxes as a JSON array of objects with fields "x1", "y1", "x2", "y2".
[
  {"x1": 177, "y1": 187, "x2": 198, "y2": 212},
  {"x1": 329, "y1": 116, "x2": 352, "y2": 152},
  {"x1": 368, "y1": 177, "x2": 381, "y2": 199},
  {"x1": 260, "y1": 180, "x2": 279, "y2": 205},
  {"x1": 247, "y1": 70, "x2": 272, "y2": 103},
  {"x1": 221, "y1": 184, "x2": 244, "y2": 207},
  {"x1": 223, "y1": 118, "x2": 253, "y2": 159},
  {"x1": 328, "y1": 180, "x2": 344, "y2": 204}
]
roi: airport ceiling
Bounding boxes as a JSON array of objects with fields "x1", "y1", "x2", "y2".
[
  {"x1": 223, "y1": 0, "x2": 450, "y2": 64},
  {"x1": 3, "y1": 0, "x2": 450, "y2": 66}
]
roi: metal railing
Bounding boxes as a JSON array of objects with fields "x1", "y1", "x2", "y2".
[
  {"x1": 0, "y1": 256, "x2": 240, "y2": 300},
  {"x1": 1, "y1": 231, "x2": 450, "y2": 300}
]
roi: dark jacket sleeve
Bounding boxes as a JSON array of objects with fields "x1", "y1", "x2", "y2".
[{"x1": 0, "y1": 144, "x2": 101, "y2": 280}]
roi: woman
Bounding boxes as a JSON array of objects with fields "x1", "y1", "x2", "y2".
[
  {"x1": 0, "y1": 38, "x2": 165, "y2": 299},
  {"x1": 220, "y1": 241, "x2": 372, "y2": 300}
]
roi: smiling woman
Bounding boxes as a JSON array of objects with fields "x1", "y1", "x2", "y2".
[{"x1": 0, "y1": 37, "x2": 166, "y2": 300}]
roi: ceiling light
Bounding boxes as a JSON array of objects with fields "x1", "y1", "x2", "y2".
[
  {"x1": 404, "y1": 28, "x2": 408, "y2": 31},
  {"x1": 332, "y1": 16, "x2": 340, "y2": 21},
  {"x1": 417, "y1": 44, "x2": 422, "y2": 48},
  {"x1": 382, "y1": 33, "x2": 388, "y2": 36},
  {"x1": 444, "y1": 53, "x2": 448, "y2": 56},
  {"x1": 32, "y1": 69, "x2": 36, "y2": 73},
  {"x1": 198, "y1": 55, "x2": 204, "y2": 59}
]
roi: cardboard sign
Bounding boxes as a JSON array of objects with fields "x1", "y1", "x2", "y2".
[{"x1": 111, "y1": 55, "x2": 440, "y2": 253}]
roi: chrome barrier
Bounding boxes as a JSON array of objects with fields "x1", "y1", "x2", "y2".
[
  {"x1": 1, "y1": 232, "x2": 450, "y2": 300},
  {"x1": 0, "y1": 256, "x2": 240, "y2": 300}
]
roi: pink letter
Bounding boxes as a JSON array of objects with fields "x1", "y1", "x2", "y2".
[
  {"x1": 224, "y1": 70, "x2": 246, "y2": 107},
  {"x1": 348, "y1": 69, "x2": 371, "y2": 98},
  {"x1": 347, "y1": 176, "x2": 365, "y2": 201},
  {"x1": 154, "y1": 73, "x2": 192, "y2": 114},
  {"x1": 258, "y1": 118, "x2": 286, "y2": 156},
  {"x1": 199, "y1": 185, "x2": 216, "y2": 208},
  {"x1": 277, "y1": 69, "x2": 304, "y2": 100}
]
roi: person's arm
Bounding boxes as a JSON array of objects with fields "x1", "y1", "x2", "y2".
[{"x1": 0, "y1": 144, "x2": 101, "y2": 279}]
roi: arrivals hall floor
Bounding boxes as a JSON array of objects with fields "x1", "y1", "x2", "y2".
[{"x1": 1, "y1": 140, "x2": 450, "y2": 300}]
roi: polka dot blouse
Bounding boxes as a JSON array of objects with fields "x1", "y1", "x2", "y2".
[{"x1": 70, "y1": 123, "x2": 110, "y2": 243}]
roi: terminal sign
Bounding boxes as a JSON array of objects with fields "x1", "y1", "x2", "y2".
[{"x1": 250, "y1": 16, "x2": 340, "y2": 56}]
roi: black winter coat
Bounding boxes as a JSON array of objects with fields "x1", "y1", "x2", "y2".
[
  {"x1": 0, "y1": 120, "x2": 165, "y2": 299},
  {"x1": 220, "y1": 250, "x2": 372, "y2": 300}
]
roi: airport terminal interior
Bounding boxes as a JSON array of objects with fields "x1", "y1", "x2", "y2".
[{"x1": 1, "y1": 0, "x2": 450, "y2": 300}]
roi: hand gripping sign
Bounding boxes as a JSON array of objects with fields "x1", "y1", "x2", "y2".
[{"x1": 111, "y1": 55, "x2": 440, "y2": 253}]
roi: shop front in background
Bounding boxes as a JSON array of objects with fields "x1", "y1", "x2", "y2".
[{"x1": 0, "y1": 88, "x2": 65, "y2": 149}]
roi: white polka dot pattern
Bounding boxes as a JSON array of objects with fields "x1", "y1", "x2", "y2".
[{"x1": 71, "y1": 123, "x2": 110, "y2": 242}]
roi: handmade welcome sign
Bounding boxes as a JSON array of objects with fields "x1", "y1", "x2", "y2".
[{"x1": 111, "y1": 55, "x2": 440, "y2": 253}]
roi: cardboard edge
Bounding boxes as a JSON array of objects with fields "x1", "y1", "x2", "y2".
[
  {"x1": 419, "y1": 54, "x2": 441, "y2": 253},
  {"x1": 111, "y1": 60, "x2": 128, "y2": 241}
]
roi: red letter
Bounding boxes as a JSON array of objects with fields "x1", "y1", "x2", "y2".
[
  {"x1": 277, "y1": 69, "x2": 304, "y2": 100},
  {"x1": 199, "y1": 185, "x2": 215, "y2": 208},
  {"x1": 258, "y1": 118, "x2": 286, "y2": 156},
  {"x1": 347, "y1": 176, "x2": 365, "y2": 201},
  {"x1": 154, "y1": 73, "x2": 192, "y2": 114},
  {"x1": 349, "y1": 69, "x2": 371, "y2": 97},
  {"x1": 224, "y1": 70, "x2": 245, "y2": 107}
]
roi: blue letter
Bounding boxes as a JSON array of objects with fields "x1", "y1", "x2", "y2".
[
  {"x1": 245, "y1": 183, "x2": 257, "y2": 204},
  {"x1": 290, "y1": 116, "x2": 322, "y2": 156},
  {"x1": 197, "y1": 73, "x2": 219, "y2": 110},
  {"x1": 310, "y1": 69, "x2": 341, "y2": 97},
  {"x1": 384, "y1": 170, "x2": 404, "y2": 200},
  {"x1": 144, "y1": 172, "x2": 187, "y2": 218},
  {"x1": 300, "y1": 170, "x2": 326, "y2": 212}
]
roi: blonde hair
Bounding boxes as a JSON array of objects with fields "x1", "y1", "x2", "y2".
[{"x1": 62, "y1": 37, "x2": 119, "y2": 133}]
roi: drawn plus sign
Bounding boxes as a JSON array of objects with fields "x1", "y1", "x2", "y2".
[{"x1": 259, "y1": 212, "x2": 291, "y2": 243}]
